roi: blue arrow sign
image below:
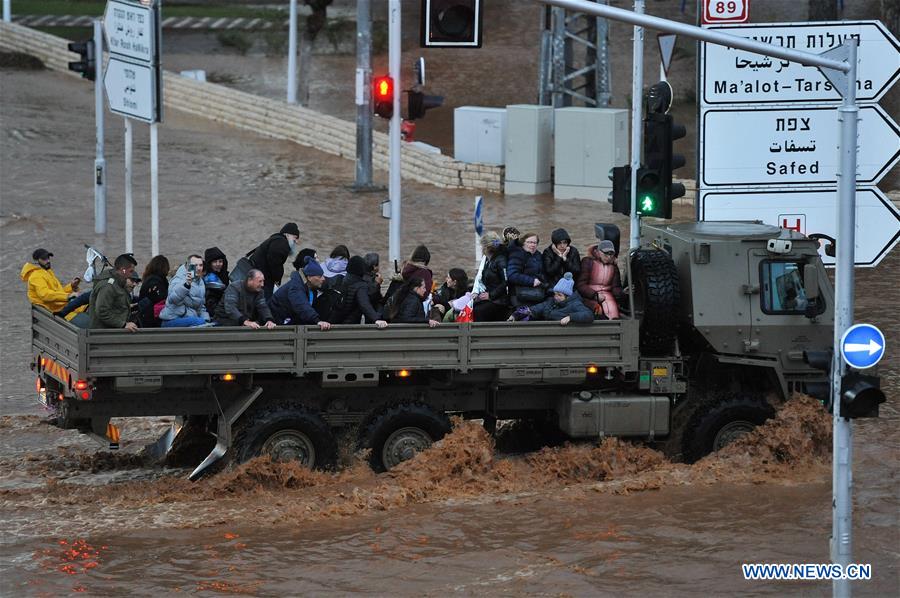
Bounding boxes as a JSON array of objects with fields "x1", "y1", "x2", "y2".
[
  {"x1": 474, "y1": 196, "x2": 484, "y2": 236},
  {"x1": 840, "y1": 323, "x2": 886, "y2": 369}
]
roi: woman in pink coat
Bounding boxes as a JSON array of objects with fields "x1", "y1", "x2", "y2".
[{"x1": 576, "y1": 240, "x2": 623, "y2": 319}]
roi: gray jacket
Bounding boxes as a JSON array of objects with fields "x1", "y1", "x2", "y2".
[
  {"x1": 159, "y1": 264, "x2": 209, "y2": 322},
  {"x1": 214, "y1": 280, "x2": 274, "y2": 326}
]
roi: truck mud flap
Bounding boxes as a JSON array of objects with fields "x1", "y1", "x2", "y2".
[{"x1": 189, "y1": 386, "x2": 263, "y2": 481}]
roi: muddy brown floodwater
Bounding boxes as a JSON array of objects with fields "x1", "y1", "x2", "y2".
[{"x1": 1, "y1": 66, "x2": 898, "y2": 596}]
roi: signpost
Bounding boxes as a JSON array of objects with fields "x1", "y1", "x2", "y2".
[
  {"x1": 701, "y1": 187, "x2": 900, "y2": 267},
  {"x1": 703, "y1": 22, "x2": 900, "y2": 104},
  {"x1": 104, "y1": 58, "x2": 159, "y2": 123},
  {"x1": 701, "y1": 105, "x2": 899, "y2": 186},
  {"x1": 840, "y1": 324, "x2": 886, "y2": 370}
]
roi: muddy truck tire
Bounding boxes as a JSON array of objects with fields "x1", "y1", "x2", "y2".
[
  {"x1": 681, "y1": 393, "x2": 775, "y2": 463},
  {"x1": 231, "y1": 403, "x2": 338, "y2": 470},
  {"x1": 630, "y1": 248, "x2": 681, "y2": 355},
  {"x1": 361, "y1": 403, "x2": 451, "y2": 472}
]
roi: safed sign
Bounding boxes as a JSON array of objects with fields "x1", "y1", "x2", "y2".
[
  {"x1": 702, "y1": 21, "x2": 900, "y2": 104},
  {"x1": 702, "y1": 105, "x2": 900, "y2": 186},
  {"x1": 103, "y1": 0, "x2": 156, "y2": 63},
  {"x1": 102, "y1": 0, "x2": 161, "y2": 123}
]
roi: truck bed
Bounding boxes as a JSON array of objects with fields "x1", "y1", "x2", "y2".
[{"x1": 32, "y1": 307, "x2": 640, "y2": 380}]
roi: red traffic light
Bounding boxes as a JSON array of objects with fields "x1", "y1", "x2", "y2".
[{"x1": 373, "y1": 75, "x2": 394, "y2": 119}]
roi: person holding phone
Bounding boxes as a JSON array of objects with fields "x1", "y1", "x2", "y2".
[{"x1": 159, "y1": 254, "x2": 211, "y2": 327}]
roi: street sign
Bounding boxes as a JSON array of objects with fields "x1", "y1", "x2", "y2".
[
  {"x1": 701, "y1": 105, "x2": 899, "y2": 186},
  {"x1": 104, "y1": 57, "x2": 159, "y2": 123},
  {"x1": 701, "y1": 0, "x2": 749, "y2": 25},
  {"x1": 474, "y1": 195, "x2": 484, "y2": 235},
  {"x1": 702, "y1": 21, "x2": 900, "y2": 104},
  {"x1": 103, "y1": 0, "x2": 156, "y2": 63},
  {"x1": 840, "y1": 324, "x2": 885, "y2": 369},
  {"x1": 700, "y1": 187, "x2": 900, "y2": 267},
  {"x1": 658, "y1": 34, "x2": 677, "y2": 75}
]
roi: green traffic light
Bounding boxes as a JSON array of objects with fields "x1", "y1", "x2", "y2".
[{"x1": 640, "y1": 196, "x2": 655, "y2": 212}]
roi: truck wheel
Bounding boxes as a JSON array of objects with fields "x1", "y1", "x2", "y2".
[
  {"x1": 630, "y1": 248, "x2": 680, "y2": 355},
  {"x1": 232, "y1": 403, "x2": 338, "y2": 470},
  {"x1": 682, "y1": 394, "x2": 775, "y2": 463},
  {"x1": 361, "y1": 403, "x2": 451, "y2": 472}
]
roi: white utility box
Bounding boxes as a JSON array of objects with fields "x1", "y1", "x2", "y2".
[
  {"x1": 554, "y1": 107, "x2": 628, "y2": 201},
  {"x1": 504, "y1": 104, "x2": 554, "y2": 195},
  {"x1": 453, "y1": 106, "x2": 507, "y2": 165}
]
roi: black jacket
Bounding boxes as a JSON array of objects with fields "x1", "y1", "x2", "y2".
[
  {"x1": 391, "y1": 292, "x2": 427, "y2": 323},
  {"x1": 268, "y1": 271, "x2": 320, "y2": 325},
  {"x1": 138, "y1": 273, "x2": 169, "y2": 328},
  {"x1": 332, "y1": 273, "x2": 382, "y2": 324},
  {"x1": 542, "y1": 245, "x2": 582, "y2": 287},
  {"x1": 214, "y1": 281, "x2": 274, "y2": 326},
  {"x1": 478, "y1": 251, "x2": 509, "y2": 305},
  {"x1": 203, "y1": 247, "x2": 230, "y2": 315},
  {"x1": 248, "y1": 233, "x2": 291, "y2": 291},
  {"x1": 506, "y1": 245, "x2": 545, "y2": 288}
]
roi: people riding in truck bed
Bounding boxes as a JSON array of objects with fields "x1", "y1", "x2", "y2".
[
  {"x1": 542, "y1": 228, "x2": 582, "y2": 288},
  {"x1": 269, "y1": 256, "x2": 332, "y2": 330},
  {"x1": 202, "y1": 247, "x2": 230, "y2": 316},
  {"x1": 507, "y1": 232, "x2": 547, "y2": 307},
  {"x1": 247, "y1": 222, "x2": 301, "y2": 300},
  {"x1": 21, "y1": 247, "x2": 90, "y2": 321},
  {"x1": 214, "y1": 269, "x2": 277, "y2": 329},
  {"x1": 88, "y1": 253, "x2": 141, "y2": 332},
  {"x1": 512, "y1": 273, "x2": 593, "y2": 326},
  {"x1": 577, "y1": 239, "x2": 623, "y2": 320},
  {"x1": 138, "y1": 255, "x2": 171, "y2": 328},
  {"x1": 386, "y1": 277, "x2": 440, "y2": 328},
  {"x1": 159, "y1": 254, "x2": 211, "y2": 328}
]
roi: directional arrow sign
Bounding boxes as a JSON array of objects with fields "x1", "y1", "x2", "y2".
[
  {"x1": 702, "y1": 105, "x2": 899, "y2": 186},
  {"x1": 104, "y1": 57, "x2": 159, "y2": 123},
  {"x1": 104, "y1": 0, "x2": 156, "y2": 63},
  {"x1": 700, "y1": 187, "x2": 900, "y2": 267},
  {"x1": 840, "y1": 324, "x2": 885, "y2": 369},
  {"x1": 702, "y1": 21, "x2": 900, "y2": 104}
]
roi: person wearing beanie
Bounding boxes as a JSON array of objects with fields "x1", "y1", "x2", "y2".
[
  {"x1": 401, "y1": 245, "x2": 434, "y2": 293},
  {"x1": 20, "y1": 247, "x2": 90, "y2": 321},
  {"x1": 542, "y1": 227, "x2": 582, "y2": 287},
  {"x1": 247, "y1": 222, "x2": 301, "y2": 300},
  {"x1": 516, "y1": 272, "x2": 593, "y2": 326},
  {"x1": 472, "y1": 230, "x2": 511, "y2": 322},
  {"x1": 576, "y1": 239, "x2": 623, "y2": 319},
  {"x1": 268, "y1": 256, "x2": 331, "y2": 329},
  {"x1": 330, "y1": 256, "x2": 388, "y2": 327}
]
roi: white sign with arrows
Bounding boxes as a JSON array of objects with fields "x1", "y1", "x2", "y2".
[
  {"x1": 702, "y1": 21, "x2": 900, "y2": 104},
  {"x1": 104, "y1": 58, "x2": 158, "y2": 123},
  {"x1": 702, "y1": 104, "x2": 899, "y2": 186},
  {"x1": 103, "y1": 0, "x2": 156, "y2": 63},
  {"x1": 701, "y1": 187, "x2": 900, "y2": 267}
]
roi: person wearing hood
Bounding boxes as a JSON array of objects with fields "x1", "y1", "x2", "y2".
[
  {"x1": 159, "y1": 254, "x2": 210, "y2": 327},
  {"x1": 576, "y1": 239, "x2": 623, "y2": 319},
  {"x1": 542, "y1": 228, "x2": 581, "y2": 287},
  {"x1": 331, "y1": 256, "x2": 388, "y2": 328},
  {"x1": 516, "y1": 273, "x2": 593, "y2": 326},
  {"x1": 20, "y1": 248, "x2": 88, "y2": 321},
  {"x1": 248, "y1": 222, "x2": 301, "y2": 300},
  {"x1": 322, "y1": 245, "x2": 350, "y2": 280},
  {"x1": 269, "y1": 256, "x2": 332, "y2": 330},
  {"x1": 89, "y1": 253, "x2": 140, "y2": 331},
  {"x1": 202, "y1": 247, "x2": 230, "y2": 315}
]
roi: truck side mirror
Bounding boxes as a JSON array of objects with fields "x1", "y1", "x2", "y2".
[{"x1": 803, "y1": 264, "x2": 819, "y2": 301}]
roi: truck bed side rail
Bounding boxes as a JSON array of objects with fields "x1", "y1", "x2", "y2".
[{"x1": 32, "y1": 306, "x2": 82, "y2": 374}]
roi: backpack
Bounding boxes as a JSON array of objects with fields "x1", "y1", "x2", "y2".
[{"x1": 313, "y1": 275, "x2": 344, "y2": 322}]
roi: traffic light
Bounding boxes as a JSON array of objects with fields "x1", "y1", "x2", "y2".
[
  {"x1": 67, "y1": 39, "x2": 96, "y2": 81},
  {"x1": 643, "y1": 81, "x2": 686, "y2": 219},
  {"x1": 608, "y1": 165, "x2": 631, "y2": 216},
  {"x1": 420, "y1": 0, "x2": 483, "y2": 48},
  {"x1": 373, "y1": 75, "x2": 394, "y2": 119},
  {"x1": 407, "y1": 90, "x2": 444, "y2": 120},
  {"x1": 635, "y1": 166, "x2": 666, "y2": 218},
  {"x1": 839, "y1": 371, "x2": 885, "y2": 418}
]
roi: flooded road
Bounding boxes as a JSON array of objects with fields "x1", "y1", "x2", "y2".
[{"x1": 1, "y1": 66, "x2": 898, "y2": 596}]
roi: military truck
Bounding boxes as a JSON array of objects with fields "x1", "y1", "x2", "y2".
[{"x1": 32, "y1": 222, "x2": 834, "y2": 479}]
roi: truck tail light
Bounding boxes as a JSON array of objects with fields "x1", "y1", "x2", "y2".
[
  {"x1": 74, "y1": 380, "x2": 91, "y2": 400},
  {"x1": 221, "y1": 373, "x2": 236, "y2": 381},
  {"x1": 397, "y1": 369, "x2": 411, "y2": 378},
  {"x1": 586, "y1": 365, "x2": 599, "y2": 375}
]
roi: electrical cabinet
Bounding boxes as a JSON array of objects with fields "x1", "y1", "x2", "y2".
[
  {"x1": 554, "y1": 107, "x2": 628, "y2": 201},
  {"x1": 504, "y1": 104, "x2": 554, "y2": 195},
  {"x1": 453, "y1": 106, "x2": 507, "y2": 165}
]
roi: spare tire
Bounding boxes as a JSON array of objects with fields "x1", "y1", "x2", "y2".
[{"x1": 630, "y1": 248, "x2": 680, "y2": 355}]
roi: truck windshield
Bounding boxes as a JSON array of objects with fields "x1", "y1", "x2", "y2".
[{"x1": 760, "y1": 260, "x2": 812, "y2": 315}]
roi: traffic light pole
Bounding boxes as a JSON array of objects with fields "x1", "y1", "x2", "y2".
[
  {"x1": 93, "y1": 19, "x2": 107, "y2": 236},
  {"x1": 628, "y1": 0, "x2": 644, "y2": 251},
  {"x1": 287, "y1": 0, "x2": 297, "y2": 104},
  {"x1": 831, "y1": 39, "x2": 858, "y2": 598},
  {"x1": 354, "y1": 0, "x2": 374, "y2": 189},
  {"x1": 388, "y1": 0, "x2": 401, "y2": 265}
]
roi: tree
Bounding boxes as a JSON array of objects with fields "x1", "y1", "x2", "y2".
[
  {"x1": 808, "y1": 0, "x2": 838, "y2": 21},
  {"x1": 297, "y1": 0, "x2": 333, "y2": 107}
]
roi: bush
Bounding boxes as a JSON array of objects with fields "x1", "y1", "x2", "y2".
[{"x1": 216, "y1": 31, "x2": 254, "y2": 55}]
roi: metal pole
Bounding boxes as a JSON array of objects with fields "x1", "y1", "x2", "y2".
[
  {"x1": 629, "y1": 0, "x2": 644, "y2": 251},
  {"x1": 125, "y1": 118, "x2": 133, "y2": 253},
  {"x1": 831, "y1": 38, "x2": 858, "y2": 598},
  {"x1": 93, "y1": 19, "x2": 106, "y2": 236},
  {"x1": 150, "y1": 123, "x2": 159, "y2": 257},
  {"x1": 538, "y1": 0, "x2": 848, "y2": 72},
  {"x1": 287, "y1": 0, "x2": 298, "y2": 104},
  {"x1": 388, "y1": 0, "x2": 401, "y2": 264},
  {"x1": 3, "y1": 0, "x2": 10, "y2": 23},
  {"x1": 354, "y1": 0, "x2": 373, "y2": 189}
]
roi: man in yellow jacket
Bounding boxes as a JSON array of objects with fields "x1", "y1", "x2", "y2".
[{"x1": 20, "y1": 248, "x2": 88, "y2": 320}]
